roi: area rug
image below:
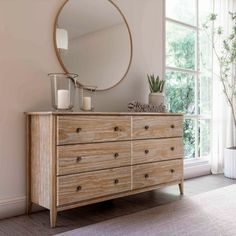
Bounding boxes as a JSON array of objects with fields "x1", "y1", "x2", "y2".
[{"x1": 56, "y1": 185, "x2": 236, "y2": 236}]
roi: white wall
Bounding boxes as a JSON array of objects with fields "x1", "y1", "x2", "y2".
[{"x1": 0, "y1": 0, "x2": 164, "y2": 218}]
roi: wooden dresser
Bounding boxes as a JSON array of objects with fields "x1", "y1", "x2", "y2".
[{"x1": 26, "y1": 112, "x2": 184, "y2": 228}]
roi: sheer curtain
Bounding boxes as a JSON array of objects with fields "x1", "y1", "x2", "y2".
[{"x1": 211, "y1": 0, "x2": 236, "y2": 174}]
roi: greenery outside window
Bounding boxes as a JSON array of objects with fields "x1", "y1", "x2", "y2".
[{"x1": 165, "y1": 0, "x2": 213, "y2": 159}]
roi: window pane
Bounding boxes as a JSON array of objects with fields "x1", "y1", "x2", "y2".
[
  {"x1": 200, "y1": 30, "x2": 212, "y2": 72},
  {"x1": 166, "y1": 0, "x2": 196, "y2": 26},
  {"x1": 198, "y1": 119, "x2": 211, "y2": 158},
  {"x1": 198, "y1": 72, "x2": 212, "y2": 115},
  {"x1": 184, "y1": 119, "x2": 196, "y2": 159},
  {"x1": 165, "y1": 71, "x2": 195, "y2": 114},
  {"x1": 166, "y1": 22, "x2": 196, "y2": 70},
  {"x1": 199, "y1": 0, "x2": 213, "y2": 27}
]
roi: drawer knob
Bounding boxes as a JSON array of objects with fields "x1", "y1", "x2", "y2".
[
  {"x1": 145, "y1": 149, "x2": 149, "y2": 154},
  {"x1": 144, "y1": 173, "x2": 149, "y2": 179},
  {"x1": 114, "y1": 153, "x2": 119, "y2": 158},
  {"x1": 114, "y1": 179, "x2": 119, "y2": 184},
  {"x1": 76, "y1": 156, "x2": 82, "y2": 162},
  {"x1": 170, "y1": 147, "x2": 175, "y2": 151},
  {"x1": 114, "y1": 126, "x2": 119, "y2": 132},
  {"x1": 144, "y1": 125, "x2": 149, "y2": 130},
  {"x1": 170, "y1": 169, "x2": 175, "y2": 173},
  {"x1": 170, "y1": 125, "x2": 175, "y2": 129},
  {"x1": 76, "y1": 128, "x2": 82, "y2": 133},
  {"x1": 76, "y1": 185, "x2": 82, "y2": 191}
]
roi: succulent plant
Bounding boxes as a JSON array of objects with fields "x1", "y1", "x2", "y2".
[{"x1": 147, "y1": 74, "x2": 165, "y2": 93}]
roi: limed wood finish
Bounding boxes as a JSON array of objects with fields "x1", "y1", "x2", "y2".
[
  {"x1": 26, "y1": 111, "x2": 182, "y2": 116},
  {"x1": 132, "y1": 138, "x2": 183, "y2": 165},
  {"x1": 57, "y1": 180, "x2": 181, "y2": 212},
  {"x1": 57, "y1": 141, "x2": 131, "y2": 175},
  {"x1": 57, "y1": 167, "x2": 131, "y2": 206},
  {"x1": 132, "y1": 116, "x2": 183, "y2": 139},
  {"x1": 58, "y1": 115, "x2": 131, "y2": 145},
  {"x1": 27, "y1": 115, "x2": 57, "y2": 227},
  {"x1": 26, "y1": 112, "x2": 183, "y2": 228},
  {"x1": 29, "y1": 115, "x2": 55, "y2": 209},
  {"x1": 132, "y1": 160, "x2": 183, "y2": 190}
]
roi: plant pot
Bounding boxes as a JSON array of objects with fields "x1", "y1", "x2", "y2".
[
  {"x1": 224, "y1": 147, "x2": 236, "y2": 179},
  {"x1": 148, "y1": 93, "x2": 165, "y2": 106}
]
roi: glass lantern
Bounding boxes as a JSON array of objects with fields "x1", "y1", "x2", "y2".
[
  {"x1": 78, "y1": 85, "x2": 97, "y2": 111},
  {"x1": 48, "y1": 73, "x2": 78, "y2": 111}
]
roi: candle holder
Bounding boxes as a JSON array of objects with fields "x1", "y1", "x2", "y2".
[
  {"x1": 48, "y1": 73, "x2": 78, "y2": 111},
  {"x1": 78, "y1": 85, "x2": 97, "y2": 112}
]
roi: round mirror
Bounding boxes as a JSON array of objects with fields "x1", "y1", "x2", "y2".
[{"x1": 54, "y1": 0, "x2": 133, "y2": 91}]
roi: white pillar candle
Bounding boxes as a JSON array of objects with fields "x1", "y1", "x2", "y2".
[
  {"x1": 57, "y1": 89, "x2": 70, "y2": 109},
  {"x1": 83, "y1": 96, "x2": 92, "y2": 111}
]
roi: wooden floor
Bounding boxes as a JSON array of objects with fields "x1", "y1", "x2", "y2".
[{"x1": 0, "y1": 174, "x2": 235, "y2": 236}]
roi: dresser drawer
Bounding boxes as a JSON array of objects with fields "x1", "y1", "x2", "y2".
[
  {"x1": 57, "y1": 141, "x2": 131, "y2": 176},
  {"x1": 58, "y1": 116, "x2": 131, "y2": 145},
  {"x1": 132, "y1": 160, "x2": 183, "y2": 190},
  {"x1": 132, "y1": 138, "x2": 183, "y2": 165},
  {"x1": 132, "y1": 116, "x2": 183, "y2": 139},
  {"x1": 57, "y1": 167, "x2": 131, "y2": 206}
]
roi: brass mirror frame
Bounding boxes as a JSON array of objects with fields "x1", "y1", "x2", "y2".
[{"x1": 53, "y1": 0, "x2": 133, "y2": 91}]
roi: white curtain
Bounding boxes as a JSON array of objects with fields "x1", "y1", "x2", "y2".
[{"x1": 211, "y1": 0, "x2": 236, "y2": 174}]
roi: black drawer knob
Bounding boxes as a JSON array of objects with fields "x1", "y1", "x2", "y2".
[
  {"x1": 76, "y1": 156, "x2": 82, "y2": 162},
  {"x1": 114, "y1": 179, "x2": 119, "y2": 184},
  {"x1": 171, "y1": 125, "x2": 175, "y2": 129},
  {"x1": 76, "y1": 128, "x2": 82, "y2": 133},
  {"x1": 170, "y1": 169, "x2": 175, "y2": 173},
  {"x1": 76, "y1": 185, "x2": 82, "y2": 191},
  {"x1": 145, "y1": 149, "x2": 149, "y2": 154},
  {"x1": 145, "y1": 173, "x2": 149, "y2": 179},
  {"x1": 170, "y1": 147, "x2": 175, "y2": 151},
  {"x1": 144, "y1": 125, "x2": 149, "y2": 130},
  {"x1": 114, "y1": 153, "x2": 119, "y2": 158},
  {"x1": 114, "y1": 126, "x2": 119, "y2": 132}
]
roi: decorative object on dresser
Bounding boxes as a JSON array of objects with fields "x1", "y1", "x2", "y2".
[
  {"x1": 48, "y1": 73, "x2": 78, "y2": 111},
  {"x1": 78, "y1": 85, "x2": 97, "y2": 112},
  {"x1": 147, "y1": 74, "x2": 165, "y2": 106},
  {"x1": 26, "y1": 112, "x2": 184, "y2": 228},
  {"x1": 128, "y1": 101, "x2": 167, "y2": 112}
]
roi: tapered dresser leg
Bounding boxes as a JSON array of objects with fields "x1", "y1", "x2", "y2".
[
  {"x1": 26, "y1": 200, "x2": 32, "y2": 215},
  {"x1": 50, "y1": 209, "x2": 57, "y2": 228},
  {"x1": 178, "y1": 181, "x2": 184, "y2": 195}
]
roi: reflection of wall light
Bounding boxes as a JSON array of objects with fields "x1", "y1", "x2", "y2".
[{"x1": 56, "y1": 28, "x2": 68, "y2": 50}]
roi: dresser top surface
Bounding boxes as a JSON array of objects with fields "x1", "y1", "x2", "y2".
[{"x1": 25, "y1": 111, "x2": 183, "y2": 116}]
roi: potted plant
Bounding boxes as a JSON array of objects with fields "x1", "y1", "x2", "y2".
[
  {"x1": 147, "y1": 74, "x2": 165, "y2": 106},
  {"x1": 203, "y1": 12, "x2": 236, "y2": 178}
]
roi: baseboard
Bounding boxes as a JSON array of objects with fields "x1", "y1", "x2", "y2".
[
  {"x1": 184, "y1": 159, "x2": 211, "y2": 179},
  {"x1": 0, "y1": 196, "x2": 44, "y2": 220},
  {"x1": 0, "y1": 196, "x2": 26, "y2": 219}
]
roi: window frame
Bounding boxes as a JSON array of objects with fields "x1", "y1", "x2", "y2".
[{"x1": 164, "y1": 0, "x2": 213, "y2": 160}]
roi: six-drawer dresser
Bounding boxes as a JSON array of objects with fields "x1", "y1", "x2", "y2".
[{"x1": 26, "y1": 112, "x2": 184, "y2": 228}]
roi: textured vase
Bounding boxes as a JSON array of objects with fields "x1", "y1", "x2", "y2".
[
  {"x1": 224, "y1": 147, "x2": 236, "y2": 179},
  {"x1": 148, "y1": 93, "x2": 165, "y2": 106}
]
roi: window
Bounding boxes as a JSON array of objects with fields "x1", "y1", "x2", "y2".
[{"x1": 165, "y1": 0, "x2": 213, "y2": 159}]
